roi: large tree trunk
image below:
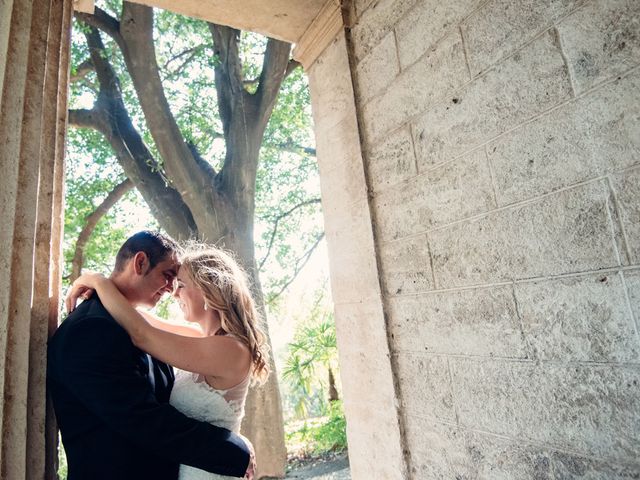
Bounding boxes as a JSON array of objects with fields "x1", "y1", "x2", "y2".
[{"x1": 73, "y1": 4, "x2": 292, "y2": 476}]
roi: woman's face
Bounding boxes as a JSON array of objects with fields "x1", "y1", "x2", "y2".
[{"x1": 173, "y1": 267, "x2": 206, "y2": 322}]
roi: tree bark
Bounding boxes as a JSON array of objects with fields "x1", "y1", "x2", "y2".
[
  {"x1": 69, "y1": 178, "x2": 133, "y2": 283},
  {"x1": 328, "y1": 367, "x2": 339, "y2": 403}
]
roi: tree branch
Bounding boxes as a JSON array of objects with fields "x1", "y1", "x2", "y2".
[
  {"x1": 74, "y1": 7, "x2": 124, "y2": 50},
  {"x1": 120, "y1": 3, "x2": 212, "y2": 205},
  {"x1": 255, "y1": 37, "x2": 291, "y2": 127},
  {"x1": 68, "y1": 107, "x2": 108, "y2": 131},
  {"x1": 208, "y1": 23, "x2": 246, "y2": 138},
  {"x1": 70, "y1": 25, "x2": 199, "y2": 239},
  {"x1": 267, "y1": 232, "x2": 325, "y2": 303},
  {"x1": 258, "y1": 198, "x2": 321, "y2": 270},
  {"x1": 270, "y1": 141, "x2": 316, "y2": 157},
  {"x1": 69, "y1": 178, "x2": 134, "y2": 282},
  {"x1": 162, "y1": 44, "x2": 211, "y2": 80},
  {"x1": 70, "y1": 58, "x2": 94, "y2": 83},
  {"x1": 284, "y1": 59, "x2": 301, "y2": 79}
]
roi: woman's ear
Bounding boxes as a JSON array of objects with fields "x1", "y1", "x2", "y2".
[{"x1": 132, "y1": 251, "x2": 149, "y2": 276}]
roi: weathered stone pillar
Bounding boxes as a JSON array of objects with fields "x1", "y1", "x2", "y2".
[
  {"x1": 295, "y1": 2, "x2": 409, "y2": 478},
  {"x1": 0, "y1": 0, "x2": 72, "y2": 477}
]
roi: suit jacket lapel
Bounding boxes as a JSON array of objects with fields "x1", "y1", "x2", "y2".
[{"x1": 151, "y1": 358, "x2": 174, "y2": 402}]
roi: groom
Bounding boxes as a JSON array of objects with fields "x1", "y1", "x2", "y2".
[{"x1": 48, "y1": 231, "x2": 250, "y2": 480}]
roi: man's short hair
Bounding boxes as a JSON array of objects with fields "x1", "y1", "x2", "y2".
[{"x1": 114, "y1": 231, "x2": 178, "y2": 273}]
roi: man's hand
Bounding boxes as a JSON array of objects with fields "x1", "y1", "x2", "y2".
[{"x1": 239, "y1": 434, "x2": 256, "y2": 480}]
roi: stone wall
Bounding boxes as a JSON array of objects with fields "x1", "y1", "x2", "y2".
[
  {"x1": 308, "y1": 32, "x2": 407, "y2": 479},
  {"x1": 348, "y1": 0, "x2": 640, "y2": 477}
]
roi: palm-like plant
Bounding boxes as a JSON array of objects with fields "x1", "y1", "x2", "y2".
[{"x1": 283, "y1": 306, "x2": 339, "y2": 419}]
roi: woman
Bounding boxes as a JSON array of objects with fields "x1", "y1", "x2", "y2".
[{"x1": 67, "y1": 245, "x2": 266, "y2": 480}]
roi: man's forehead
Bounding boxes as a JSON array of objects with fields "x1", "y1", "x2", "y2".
[{"x1": 157, "y1": 254, "x2": 180, "y2": 273}]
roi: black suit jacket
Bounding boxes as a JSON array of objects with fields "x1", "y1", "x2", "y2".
[{"x1": 47, "y1": 296, "x2": 250, "y2": 480}]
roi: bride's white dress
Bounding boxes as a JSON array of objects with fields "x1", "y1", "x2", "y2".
[{"x1": 170, "y1": 368, "x2": 250, "y2": 480}]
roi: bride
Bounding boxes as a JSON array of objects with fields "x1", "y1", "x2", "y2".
[{"x1": 67, "y1": 245, "x2": 265, "y2": 479}]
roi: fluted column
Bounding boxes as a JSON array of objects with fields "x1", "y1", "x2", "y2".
[{"x1": 0, "y1": 0, "x2": 72, "y2": 477}]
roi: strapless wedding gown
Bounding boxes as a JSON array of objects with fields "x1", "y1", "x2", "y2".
[{"x1": 170, "y1": 368, "x2": 250, "y2": 480}]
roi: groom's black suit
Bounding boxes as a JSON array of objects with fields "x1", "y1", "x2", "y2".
[{"x1": 48, "y1": 296, "x2": 249, "y2": 480}]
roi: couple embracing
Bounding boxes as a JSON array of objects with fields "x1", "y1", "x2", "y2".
[{"x1": 48, "y1": 231, "x2": 266, "y2": 479}]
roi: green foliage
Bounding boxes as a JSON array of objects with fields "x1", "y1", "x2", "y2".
[
  {"x1": 281, "y1": 288, "x2": 338, "y2": 419},
  {"x1": 57, "y1": 436, "x2": 68, "y2": 480},
  {"x1": 67, "y1": 1, "x2": 322, "y2": 302},
  {"x1": 285, "y1": 401, "x2": 347, "y2": 455}
]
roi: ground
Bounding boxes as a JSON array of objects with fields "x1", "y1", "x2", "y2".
[{"x1": 285, "y1": 453, "x2": 350, "y2": 479}]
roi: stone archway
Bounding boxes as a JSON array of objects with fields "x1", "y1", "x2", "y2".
[{"x1": 0, "y1": 1, "x2": 406, "y2": 478}]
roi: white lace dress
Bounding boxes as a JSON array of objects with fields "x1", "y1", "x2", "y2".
[{"x1": 170, "y1": 368, "x2": 250, "y2": 480}]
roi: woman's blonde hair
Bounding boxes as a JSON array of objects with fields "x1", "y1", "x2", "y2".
[{"x1": 180, "y1": 244, "x2": 269, "y2": 383}]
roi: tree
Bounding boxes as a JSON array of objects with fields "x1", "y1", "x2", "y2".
[{"x1": 65, "y1": 2, "x2": 319, "y2": 476}]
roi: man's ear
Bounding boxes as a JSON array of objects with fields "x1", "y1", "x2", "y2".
[{"x1": 132, "y1": 252, "x2": 149, "y2": 276}]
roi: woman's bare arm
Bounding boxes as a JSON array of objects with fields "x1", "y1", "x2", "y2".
[
  {"x1": 67, "y1": 273, "x2": 251, "y2": 381},
  {"x1": 138, "y1": 310, "x2": 203, "y2": 338}
]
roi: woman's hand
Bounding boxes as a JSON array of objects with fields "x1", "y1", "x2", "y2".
[{"x1": 65, "y1": 271, "x2": 107, "y2": 313}]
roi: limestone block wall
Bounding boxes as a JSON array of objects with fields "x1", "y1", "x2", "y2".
[{"x1": 350, "y1": 0, "x2": 640, "y2": 477}]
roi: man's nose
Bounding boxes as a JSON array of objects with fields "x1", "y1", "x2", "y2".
[{"x1": 163, "y1": 280, "x2": 175, "y2": 293}]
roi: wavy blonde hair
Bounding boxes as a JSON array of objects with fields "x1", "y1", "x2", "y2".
[{"x1": 180, "y1": 244, "x2": 269, "y2": 384}]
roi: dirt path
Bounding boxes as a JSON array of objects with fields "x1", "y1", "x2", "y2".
[{"x1": 285, "y1": 454, "x2": 350, "y2": 480}]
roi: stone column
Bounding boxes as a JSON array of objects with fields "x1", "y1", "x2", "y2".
[
  {"x1": 0, "y1": 0, "x2": 72, "y2": 477},
  {"x1": 296, "y1": 2, "x2": 408, "y2": 478}
]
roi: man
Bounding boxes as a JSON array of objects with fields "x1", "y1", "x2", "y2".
[{"x1": 48, "y1": 231, "x2": 250, "y2": 479}]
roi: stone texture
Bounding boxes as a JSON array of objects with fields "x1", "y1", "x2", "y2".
[
  {"x1": 611, "y1": 167, "x2": 640, "y2": 264},
  {"x1": 462, "y1": 430, "x2": 555, "y2": 480},
  {"x1": 353, "y1": 0, "x2": 377, "y2": 19},
  {"x1": 316, "y1": 116, "x2": 367, "y2": 219},
  {"x1": 404, "y1": 416, "x2": 470, "y2": 479},
  {"x1": 412, "y1": 31, "x2": 572, "y2": 167},
  {"x1": 362, "y1": 30, "x2": 469, "y2": 144},
  {"x1": 308, "y1": 35, "x2": 357, "y2": 135},
  {"x1": 557, "y1": 0, "x2": 640, "y2": 94},
  {"x1": 372, "y1": 149, "x2": 495, "y2": 241},
  {"x1": 429, "y1": 181, "x2": 620, "y2": 288},
  {"x1": 365, "y1": 125, "x2": 417, "y2": 193},
  {"x1": 461, "y1": 0, "x2": 583, "y2": 76},
  {"x1": 405, "y1": 416, "x2": 640, "y2": 479},
  {"x1": 515, "y1": 273, "x2": 640, "y2": 362},
  {"x1": 388, "y1": 285, "x2": 528, "y2": 358},
  {"x1": 334, "y1": 301, "x2": 397, "y2": 407},
  {"x1": 344, "y1": 402, "x2": 405, "y2": 480},
  {"x1": 395, "y1": 0, "x2": 484, "y2": 69},
  {"x1": 488, "y1": 71, "x2": 640, "y2": 206},
  {"x1": 450, "y1": 358, "x2": 640, "y2": 461},
  {"x1": 354, "y1": 31, "x2": 399, "y2": 104},
  {"x1": 550, "y1": 451, "x2": 640, "y2": 479},
  {"x1": 325, "y1": 199, "x2": 381, "y2": 305},
  {"x1": 395, "y1": 353, "x2": 456, "y2": 421},
  {"x1": 333, "y1": 301, "x2": 406, "y2": 480},
  {"x1": 350, "y1": 0, "x2": 419, "y2": 63},
  {"x1": 378, "y1": 235, "x2": 434, "y2": 296},
  {"x1": 625, "y1": 270, "x2": 640, "y2": 328},
  {"x1": 131, "y1": 0, "x2": 327, "y2": 44}
]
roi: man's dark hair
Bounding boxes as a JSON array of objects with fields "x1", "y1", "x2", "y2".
[{"x1": 114, "y1": 231, "x2": 178, "y2": 273}]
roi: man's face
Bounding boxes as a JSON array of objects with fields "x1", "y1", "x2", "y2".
[{"x1": 136, "y1": 253, "x2": 179, "y2": 308}]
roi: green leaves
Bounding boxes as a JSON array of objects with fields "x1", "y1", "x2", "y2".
[{"x1": 281, "y1": 288, "x2": 339, "y2": 420}]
